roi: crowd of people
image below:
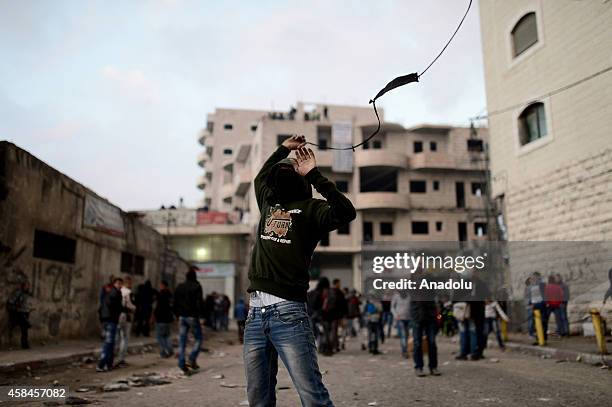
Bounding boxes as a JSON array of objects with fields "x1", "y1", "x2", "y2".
[
  {"x1": 524, "y1": 272, "x2": 571, "y2": 342},
  {"x1": 95, "y1": 268, "x2": 235, "y2": 375}
]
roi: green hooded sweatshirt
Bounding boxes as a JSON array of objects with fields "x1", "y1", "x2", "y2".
[{"x1": 247, "y1": 145, "x2": 356, "y2": 302}]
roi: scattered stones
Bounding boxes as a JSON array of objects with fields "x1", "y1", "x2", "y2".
[
  {"x1": 211, "y1": 374, "x2": 225, "y2": 379},
  {"x1": 239, "y1": 401, "x2": 249, "y2": 406},
  {"x1": 52, "y1": 380, "x2": 60, "y2": 385},
  {"x1": 368, "y1": 402, "x2": 378, "y2": 406},
  {"x1": 489, "y1": 358, "x2": 500, "y2": 363},
  {"x1": 103, "y1": 383, "x2": 130, "y2": 392},
  {"x1": 81, "y1": 357, "x2": 94, "y2": 364},
  {"x1": 220, "y1": 382, "x2": 238, "y2": 388},
  {"x1": 76, "y1": 387, "x2": 91, "y2": 393},
  {"x1": 65, "y1": 396, "x2": 92, "y2": 405}
]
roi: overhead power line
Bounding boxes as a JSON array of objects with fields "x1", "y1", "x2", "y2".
[{"x1": 471, "y1": 65, "x2": 612, "y2": 121}]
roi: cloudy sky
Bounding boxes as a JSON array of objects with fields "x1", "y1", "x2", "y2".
[{"x1": 0, "y1": 0, "x2": 486, "y2": 210}]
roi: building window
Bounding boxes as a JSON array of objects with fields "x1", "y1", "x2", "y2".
[
  {"x1": 223, "y1": 148, "x2": 233, "y2": 155},
  {"x1": 518, "y1": 102, "x2": 548, "y2": 145},
  {"x1": 121, "y1": 252, "x2": 145, "y2": 275},
  {"x1": 433, "y1": 180, "x2": 440, "y2": 191},
  {"x1": 337, "y1": 223, "x2": 350, "y2": 235},
  {"x1": 318, "y1": 138, "x2": 328, "y2": 149},
  {"x1": 206, "y1": 121, "x2": 214, "y2": 132},
  {"x1": 467, "y1": 139, "x2": 484, "y2": 152},
  {"x1": 380, "y1": 222, "x2": 393, "y2": 236},
  {"x1": 223, "y1": 123, "x2": 233, "y2": 130},
  {"x1": 360, "y1": 167, "x2": 398, "y2": 192},
  {"x1": 471, "y1": 182, "x2": 485, "y2": 196},
  {"x1": 336, "y1": 180, "x2": 349, "y2": 193},
  {"x1": 250, "y1": 124, "x2": 258, "y2": 132},
  {"x1": 512, "y1": 12, "x2": 538, "y2": 57},
  {"x1": 474, "y1": 222, "x2": 488, "y2": 236},
  {"x1": 409, "y1": 180, "x2": 427, "y2": 193},
  {"x1": 120, "y1": 252, "x2": 133, "y2": 273},
  {"x1": 435, "y1": 221, "x2": 443, "y2": 232},
  {"x1": 413, "y1": 141, "x2": 423, "y2": 153},
  {"x1": 33, "y1": 230, "x2": 76, "y2": 264},
  {"x1": 412, "y1": 221, "x2": 429, "y2": 235},
  {"x1": 430, "y1": 141, "x2": 437, "y2": 151},
  {"x1": 372, "y1": 140, "x2": 382, "y2": 149},
  {"x1": 277, "y1": 134, "x2": 292, "y2": 145}
]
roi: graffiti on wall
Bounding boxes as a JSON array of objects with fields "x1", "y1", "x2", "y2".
[{"x1": 1, "y1": 241, "x2": 90, "y2": 340}]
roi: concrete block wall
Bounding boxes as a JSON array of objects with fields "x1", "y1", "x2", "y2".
[{"x1": 0, "y1": 142, "x2": 189, "y2": 347}]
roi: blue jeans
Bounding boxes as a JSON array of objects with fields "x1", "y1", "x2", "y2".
[
  {"x1": 459, "y1": 319, "x2": 478, "y2": 357},
  {"x1": 156, "y1": 322, "x2": 173, "y2": 356},
  {"x1": 243, "y1": 301, "x2": 333, "y2": 407},
  {"x1": 412, "y1": 320, "x2": 437, "y2": 370},
  {"x1": 546, "y1": 306, "x2": 566, "y2": 336},
  {"x1": 396, "y1": 319, "x2": 411, "y2": 354},
  {"x1": 98, "y1": 322, "x2": 117, "y2": 369},
  {"x1": 178, "y1": 317, "x2": 202, "y2": 368},
  {"x1": 485, "y1": 318, "x2": 504, "y2": 348}
]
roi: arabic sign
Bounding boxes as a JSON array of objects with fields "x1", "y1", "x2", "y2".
[{"x1": 83, "y1": 194, "x2": 125, "y2": 236}]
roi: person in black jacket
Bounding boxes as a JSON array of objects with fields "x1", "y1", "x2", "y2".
[
  {"x1": 244, "y1": 135, "x2": 355, "y2": 407},
  {"x1": 97, "y1": 277, "x2": 123, "y2": 372},
  {"x1": 174, "y1": 268, "x2": 204, "y2": 374},
  {"x1": 410, "y1": 273, "x2": 441, "y2": 377},
  {"x1": 154, "y1": 280, "x2": 174, "y2": 358}
]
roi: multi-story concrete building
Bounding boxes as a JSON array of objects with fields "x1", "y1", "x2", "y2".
[
  {"x1": 479, "y1": 1, "x2": 612, "y2": 328},
  {"x1": 479, "y1": 0, "x2": 612, "y2": 241},
  {"x1": 198, "y1": 102, "x2": 490, "y2": 291}
]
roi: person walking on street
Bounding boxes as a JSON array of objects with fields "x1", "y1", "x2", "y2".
[
  {"x1": 346, "y1": 289, "x2": 361, "y2": 338},
  {"x1": 154, "y1": 280, "x2": 174, "y2": 358},
  {"x1": 391, "y1": 290, "x2": 411, "y2": 358},
  {"x1": 234, "y1": 297, "x2": 248, "y2": 344},
  {"x1": 97, "y1": 277, "x2": 123, "y2": 372},
  {"x1": 411, "y1": 274, "x2": 440, "y2": 377},
  {"x1": 544, "y1": 275, "x2": 567, "y2": 337},
  {"x1": 116, "y1": 276, "x2": 136, "y2": 367},
  {"x1": 364, "y1": 297, "x2": 382, "y2": 355},
  {"x1": 556, "y1": 274, "x2": 570, "y2": 336},
  {"x1": 173, "y1": 268, "x2": 205, "y2": 374},
  {"x1": 307, "y1": 277, "x2": 329, "y2": 348},
  {"x1": 244, "y1": 135, "x2": 355, "y2": 407},
  {"x1": 134, "y1": 280, "x2": 154, "y2": 337},
  {"x1": 484, "y1": 299, "x2": 508, "y2": 350},
  {"x1": 7, "y1": 281, "x2": 33, "y2": 349}
]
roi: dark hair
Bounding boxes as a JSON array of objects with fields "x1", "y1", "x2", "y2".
[
  {"x1": 316, "y1": 277, "x2": 330, "y2": 290},
  {"x1": 332, "y1": 278, "x2": 340, "y2": 285},
  {"x1": 160, "y1": 280, "x2": 169, "y2": 287},
  {"x1": 113, "y1": 277, "x2": 123, "y2": 284},
  {"x1": 186, "y1": 269, "x2": 197, "y2": 281}
]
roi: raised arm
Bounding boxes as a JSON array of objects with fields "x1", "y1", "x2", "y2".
[
  {"x1": 254, "y1": 135, "x2": 305, "y2": 209},
  {"x1": 296, "y1": 147, "x2": 357, "y2": 232}
]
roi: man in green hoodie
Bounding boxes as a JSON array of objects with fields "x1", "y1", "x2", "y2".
[{"x1": 244, "y1": 135, "x2": 356, "y2": 407}]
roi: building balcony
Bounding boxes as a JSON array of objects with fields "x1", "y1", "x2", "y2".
[
  {"x1": 234, "y1": 167, "x2": 252, "y2": 196},
  {"x1": 354, "y1": 192, "x2": 410, "y2": 210},
  {"x1": 198, "y1": 129, "x2": 211, "y2": 146},
  {"x1": 197, "y1": 151, "x2": 208, "y2": 167},
  {"x1": 410, "y1": 152, "x2": 456, "y2": 170},
  {"x1": 355, "y1": 150, "x2": 408, "y2": 168},
  {"x1": 221, "y1": 182, "x2": 234, "y2": 200},
  {"x1": 197, "y1": 175, "x2": 207, "y2": 190},
  {"x1": 236, "y1": 144, "x2": 251, "y2": 163}
]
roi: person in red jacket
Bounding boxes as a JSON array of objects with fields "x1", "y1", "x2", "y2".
[{"x1": 544, "y1": 275, "x2": 567, "y2": 337}]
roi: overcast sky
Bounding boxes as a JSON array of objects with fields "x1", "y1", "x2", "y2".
[{"x1": 0, "y1": 0, "x2": 486, "y2": 210}]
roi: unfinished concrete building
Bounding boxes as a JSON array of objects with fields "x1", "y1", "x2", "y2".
[{"x1": 198, "y1": 103, "x2": 490, "y2": 291}]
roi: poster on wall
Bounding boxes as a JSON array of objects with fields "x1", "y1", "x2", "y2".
[
  {"x1": 83, "y1": 194, "x2": 125, "y2": 236},
  {"x1": 332, "y1": 121, "x2": 353, "y2": 173}
]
